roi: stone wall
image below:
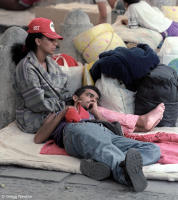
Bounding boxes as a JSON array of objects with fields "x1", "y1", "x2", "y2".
[
  {"x1": 0, "y1": 27, "x2": 27, "y2": 129},
  {"x1": 59, "y1": 9, "x2": 93, "y2": 63}
]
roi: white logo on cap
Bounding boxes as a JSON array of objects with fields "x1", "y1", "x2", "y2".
[
  {"x1": 50, "y1": 22, "x2": 55, "y2": 32},
  {"x1": 33, "y1": 26, "x2": 40, "y2": 30}
]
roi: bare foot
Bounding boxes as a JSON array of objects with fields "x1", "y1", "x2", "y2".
[{"x1": 135, "y1": 103, "x2": 165, "y2": 132}]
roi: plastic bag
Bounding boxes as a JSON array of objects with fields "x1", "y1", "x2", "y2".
[
  {"x1": 52, "y1": 53, "x2": 78, "y2": 67},
  {"x1": 95, "y1": 74, "x2": 135, "y2": 114},
  {"x1": 158, "y1": 37, "x2": 178, "y2": 73},
  {"x1": 54, "y1": 54, "x2": 84, "y2": 94}
]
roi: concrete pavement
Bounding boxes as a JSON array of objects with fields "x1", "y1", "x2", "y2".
[{"x1": 0, "y1": 166, "x2": 178, "y2": 200}]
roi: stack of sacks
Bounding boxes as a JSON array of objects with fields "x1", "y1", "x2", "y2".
[
  {"x1": 158, "y1": 37, "x2": 178, "y2": 74},
  {"x1": 112, "y1": 16, "x2": 162, "y2": 51},
  {"x1": 73, "y1": 23, "x2": 126, "y2": 64},
  {"x1": 161, "y1": 6, "x2": 178, "y2": 22}
]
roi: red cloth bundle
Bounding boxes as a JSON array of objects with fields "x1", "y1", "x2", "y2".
[{"x1": 65, "y1": 104, "x2": 90, "y2": 122}]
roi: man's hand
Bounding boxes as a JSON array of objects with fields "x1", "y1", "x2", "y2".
[
  {"x1": 88, "y1": 102, "x2": 98, "y2": 115},
  {"x1": 89, "y1": 102, "x2": 107, "y2": 121}
]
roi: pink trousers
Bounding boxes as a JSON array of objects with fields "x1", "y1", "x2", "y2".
[{"x1": 98, "y1": 106, "x2": 139, "y2": 135}]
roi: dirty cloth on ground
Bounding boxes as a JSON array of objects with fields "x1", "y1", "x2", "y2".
[{"x1": 1, "y1": 122, "x2": 178, "y2": 181}]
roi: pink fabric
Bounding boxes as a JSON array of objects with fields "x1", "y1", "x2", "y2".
[
  {"x1": 40, "y1": 140, "x2": 68, "y2": 156},
  {"x1": 40, "y1": 106, "x2": 138, "y2": 156},
  {"x1": 125, "y1": 132, "x2": 178, "y2": 164},
  {"x1": 40, "y1": 106, "x2": 178, "y2": 164},
  {"x1": 157, "y1": 142, "x2": 178, "y2": 164},
  {"x1": 98, "y1": 106, "x2": 139, "y2": 134},
  {"x1": 40, "y1": 133, "x2": 178, "y2": 164}
]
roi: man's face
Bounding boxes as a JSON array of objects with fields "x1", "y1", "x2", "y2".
[{"x1": 74, "y1": 89, "x2": 99, "y2": 110}]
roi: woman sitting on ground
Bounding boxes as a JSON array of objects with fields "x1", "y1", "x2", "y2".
[{"x1": 11, "y1": 17, "x2": 72, "y2": 133}]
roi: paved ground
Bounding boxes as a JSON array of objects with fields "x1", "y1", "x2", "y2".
[{"x1": 0, "y1": 166, "x2": 178, "y2": 200}]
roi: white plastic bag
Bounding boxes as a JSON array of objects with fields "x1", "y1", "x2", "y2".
[
  {"x1": 95, "y1": 74, "x2": 135, "y2": 114},
  {"x1": 158, "y1": 37, "x2": 178, "y2": 73},
  {"x1": 159, "y1": 37, "x2": 178, "y2": 56},
  {"x1": 54, "y1": 54, "x2": 84, "y2": 94}
]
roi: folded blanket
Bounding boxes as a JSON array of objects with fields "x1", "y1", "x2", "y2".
[
  {"x1": 0, "y1": 122, "x2": 80, "y2": 173},
  {"x1": 1, "y1": 122, "x2": 178, "y2": 181}
]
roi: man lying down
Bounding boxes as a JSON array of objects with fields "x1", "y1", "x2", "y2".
[{"x1": 34, "y1": 85, "x2": 164, "y2": 192}]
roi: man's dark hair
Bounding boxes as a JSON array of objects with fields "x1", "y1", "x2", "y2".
[
  {"x1": 123, "y1": 0, "x2": 140, "y2": 5},
  {"x1": 74, "y1": 85, "x2": 101, "y2": 99}
]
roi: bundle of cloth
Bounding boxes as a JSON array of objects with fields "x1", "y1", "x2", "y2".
[
  {"x1": 1, "y1": 120, "x2": 178, "y2": 181},
  {"x1": 112, "y1": 15, "x2": 163, "y2": 51},
  {"x1": 90, "y1": 44, "x2": 160, "y2": 91},
  {"x1": 90, "y1": 44, "x2": 178, "y2": 127}
]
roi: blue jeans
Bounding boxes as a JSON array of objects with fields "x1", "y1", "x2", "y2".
[{"x1": 63, "y1": 122, "x2": 160, "y2": 185}]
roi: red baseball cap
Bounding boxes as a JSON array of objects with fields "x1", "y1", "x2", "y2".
[{"x1": 27, "y1": 17, "x2": 63, "y2": 40}]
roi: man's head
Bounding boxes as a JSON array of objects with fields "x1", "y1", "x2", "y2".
[{"x1": 73, "y1": 85, "x2": 101, "y2": 110}]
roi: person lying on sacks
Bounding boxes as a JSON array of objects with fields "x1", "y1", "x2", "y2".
[
  {"x1": 34, "y1": 85, "x2": 164, "y2": 192},
  {"x1": 121, "y1": 0, "x2": 178, "y2": 38}
]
